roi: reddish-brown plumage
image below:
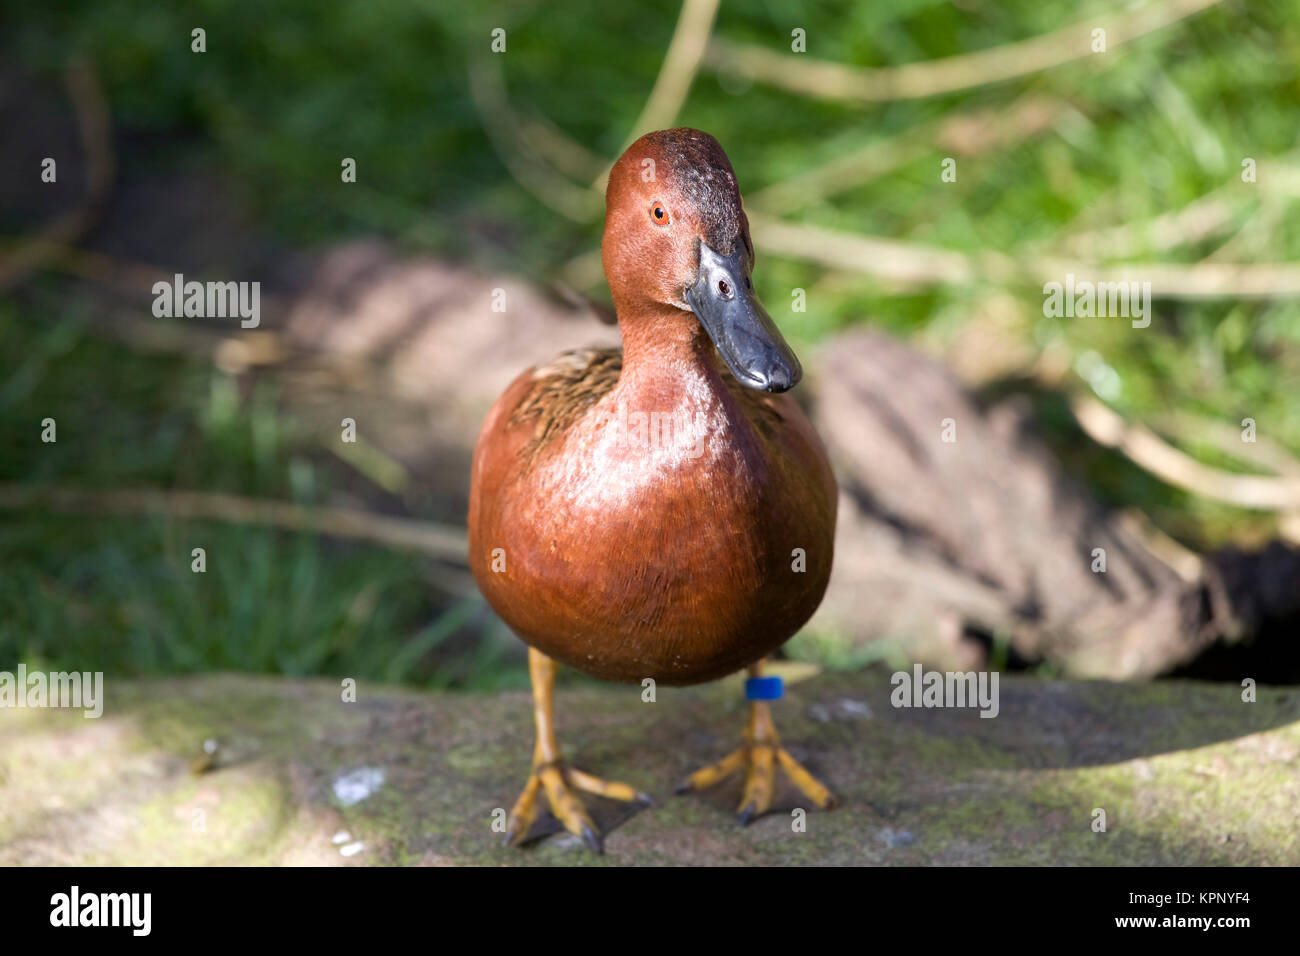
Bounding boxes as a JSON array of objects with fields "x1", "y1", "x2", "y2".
[{"x1": 468, "y1": 129, "x2": 836, "y2": 686}]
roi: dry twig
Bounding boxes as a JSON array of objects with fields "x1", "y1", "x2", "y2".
[
  {"x1": 0, "y1": 59, "x2": 114, "y2": 292},
  {"x1": 0, "y1": 483, "x2": 470, "y2": 563},
  {"x1": 1069, "y1": 394, "x2": 1300, "y2": 511},
  {"x1": 591, "y1": 0, "x2": 723, "y2": 188},
  {"x1": 703, "y1": 0, "x2": 1224, "y2": 104}
]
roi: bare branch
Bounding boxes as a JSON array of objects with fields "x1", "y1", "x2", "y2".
[
  {"x1": 748, "y1": 212, "x2": 1300, "y2": 298},
  {"x1": 0, "y1": 483, "x2": 470, "y2": 564},
  {"x1": 0, "y1": 58, "x2": 115, "y2": 292},
  {"x1": 1069, "y1": 394, "x2": 1300, "y2": 511},
  {"x1": 467, "y1": 55, "x2": 602, "y2": 222},
  {"x1": 704, "y1": 0, "x2": 1223, "y2": 104},
  {"x1": 593, "y1": 0, "x2": 723, "y2": 188}
]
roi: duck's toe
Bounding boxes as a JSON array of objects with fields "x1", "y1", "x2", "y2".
[
  {"x1": 503, "y1": 761, "x2": 647, "y2": 853},
  {"x1": 675, "y1": 709, "x2": 837, "y2": 826}
]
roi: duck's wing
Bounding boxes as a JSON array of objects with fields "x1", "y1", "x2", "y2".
[
  {"x1": 717, "y1": 362, "x2": 788, "y2": 440},
  {"x1": 489, "y1": 344, "x2": 795, "y2": 467},
  {"x1": 510, "y1": 346, "x2": 784, "y2": 446},
  {"x1": 718, "y1": 361, "x2": 838, "y2": 505},
  {"x1": 507, "y1": 347, "x2": 624, "y2": 460}
]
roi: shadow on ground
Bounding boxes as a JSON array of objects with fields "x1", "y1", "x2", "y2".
[{"x1": 2, "y1": 670, "x2": 1296, "y2": 865}]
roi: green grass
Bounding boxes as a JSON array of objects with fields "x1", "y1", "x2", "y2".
[
  {"x1": 3, "y1": 0, "x2": 1299, "y2": 685},
  {"x1": 0, "y1": 305, "x2": 523, "y2": 690}
]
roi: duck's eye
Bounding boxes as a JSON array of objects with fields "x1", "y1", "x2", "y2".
[{"x1": 650, "y1": 201, "x2": 670, "y2": 225}]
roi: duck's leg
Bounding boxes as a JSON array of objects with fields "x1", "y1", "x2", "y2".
[
  {"x1": 503, "y1": 648, "x2": 651, "y2": 852},
  {"x1": 675, "y1": 659, "x2": 837, "y2": 824}
]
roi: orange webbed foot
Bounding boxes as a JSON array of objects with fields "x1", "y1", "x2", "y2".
[
  {"x1": 675, "y1": 694, "x2": 836, "y2": 825},
  {"x1": 503, "y1": 760, "x2": 652, "y2": 853}
]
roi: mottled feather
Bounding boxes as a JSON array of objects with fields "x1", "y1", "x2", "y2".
[{"x1": 509, "y1": 345, "x2": 782, "y2": 462}]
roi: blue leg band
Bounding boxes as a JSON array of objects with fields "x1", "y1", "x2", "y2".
[{"x1": 745, "y1": 676, "x2": 784, "y2": 701}]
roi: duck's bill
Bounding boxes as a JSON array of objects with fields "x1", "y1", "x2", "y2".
[{"x1": 685, "y1": 240, "x2": 802, "y2": 393}]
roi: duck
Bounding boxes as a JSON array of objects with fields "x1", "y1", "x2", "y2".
[{"x1": 468, "y1": 127, "x2": 837, "y2": 852}]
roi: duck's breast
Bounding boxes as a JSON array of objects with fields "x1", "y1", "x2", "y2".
[{"x1": 469, "y1": 356, "x2": 836, "y2": 685}]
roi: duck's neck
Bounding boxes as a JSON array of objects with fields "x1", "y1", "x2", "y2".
[
  {"x1": 615, "y1": 304, "x2": 724, "y2": 405},
  {"x1": 602, "y1": 302, "x2": 762, "y2": 474}
]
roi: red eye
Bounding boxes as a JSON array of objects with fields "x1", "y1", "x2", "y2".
[{"x1": 650, "y1": 201, "x2": 670, "y2": 225}]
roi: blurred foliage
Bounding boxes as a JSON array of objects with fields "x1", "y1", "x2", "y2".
[
  {"x1": 3, "y1": 0, "x2": 1299, "y2": 684},
  {"x1": 0, "y1": 302, "x2": 522, "y2": 689}
]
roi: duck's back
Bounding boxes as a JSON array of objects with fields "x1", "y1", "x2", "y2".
[{"x1": 467, "y1": 346, "x2": 836, "y2": 685}]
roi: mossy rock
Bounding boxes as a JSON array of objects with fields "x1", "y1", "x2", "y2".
[{"x1": 1, "y1": 671, "x2": 1297, "y2": 865}]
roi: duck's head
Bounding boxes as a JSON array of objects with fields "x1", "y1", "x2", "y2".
[{"x1": 602, "y1": 128, "x2": 801, "y2": 393}]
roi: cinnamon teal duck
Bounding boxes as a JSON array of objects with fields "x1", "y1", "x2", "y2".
[{"x1": 468, "y1": 128, "x2": 837, "y2": 852}]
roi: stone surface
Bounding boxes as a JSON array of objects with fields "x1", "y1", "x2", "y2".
[{"x1": 2, "y1": 672, "x2": 1297, "y2": 865}]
